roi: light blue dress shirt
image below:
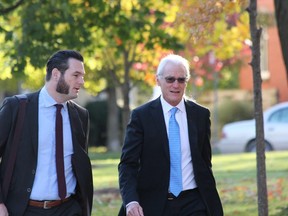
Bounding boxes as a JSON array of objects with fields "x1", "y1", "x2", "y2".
[{"x1": 30, "y1": 87, "x2": 76, "y2": 200}]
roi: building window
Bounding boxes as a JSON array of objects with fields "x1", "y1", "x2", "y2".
[{"x1": 260, "y1": 27, "x2": 270, "y2": 81}]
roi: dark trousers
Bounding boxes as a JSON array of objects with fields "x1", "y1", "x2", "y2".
[
  {"x1": 162, "y1": 188, "x2": 208, "y2": 216},
  {"x1": 23, "y1": 197, "x2": 82, "y2": 216}
]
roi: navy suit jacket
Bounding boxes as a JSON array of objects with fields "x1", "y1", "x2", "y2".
[
  {"x1": 0, "y1": 91, "x2": 93, "y2": 216},
  {"x1": 118, "y1": 97, "x2": 223, "y2": 216}
]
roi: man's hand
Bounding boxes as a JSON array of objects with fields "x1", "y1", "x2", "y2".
[
  {"x1": 0, "y1": 203, "x2": 8, "y2": 216},
  {"x1": 126, "y1": 202, "x2": 144, "y2": 216}
]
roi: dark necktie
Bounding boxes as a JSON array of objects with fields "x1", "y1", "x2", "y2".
[
  {"x1": 168, "y1": 107, "x2": 182, "y2": 197},
  {"x1": 55, "y1": 104, "x2": 67, "y2": 200}
]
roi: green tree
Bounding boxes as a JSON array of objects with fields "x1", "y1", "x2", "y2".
[
  {"x1": 0, "y1": 0, "x2": 184, "y2": 151},
  {"x1": 176, "y1": 0, "x2": 268, "y2": 215},
  {"x1": 0, "y1": 0, "x2": 94, "y2": 94},
  {"x1": 85, "y1": 0, "x2": 184, "y2": 143},
  {"x1": 176, "y1": 0, "x2": 250, "y2": 92},
  {"x1": 0, "y1": 0, "x2": 24, "y2": 15}
]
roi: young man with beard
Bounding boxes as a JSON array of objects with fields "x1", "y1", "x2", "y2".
[{"x1": 0, "y1": 50, "x2": 93, "y2": 216}]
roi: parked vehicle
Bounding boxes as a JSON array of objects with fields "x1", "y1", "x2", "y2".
[{"x1": 216, "y1": 102, "x2": 288, "y2": 153}]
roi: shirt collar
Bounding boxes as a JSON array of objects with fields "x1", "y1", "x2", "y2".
[
  {"x1": 160, "y1": 96, "x2": 185, "y2": 114},
  {"x1": 40, "y1": 87, "x2": 68, "y2": 111}
]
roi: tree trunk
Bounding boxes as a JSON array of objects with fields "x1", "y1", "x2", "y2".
[
  {"x1": 121, "y1": 50, "x2": 131, "y2": 136},
  {"x1": 106, "y1": 86, "x2": 121, "y2": 152},
  {"x1": 122, "y1": 86, "x2": 130, "y2": 137},
  {"x1": 247, "y1": 1, "x2": 268, "y2": 216}
]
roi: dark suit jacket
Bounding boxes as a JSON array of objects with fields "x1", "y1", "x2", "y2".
[
  {"x1": 118, "y1": 97, "x2": 223, "y2": 216},
  {"x1": 0, "y1": 91, "x2": 93, "y2": 216}
]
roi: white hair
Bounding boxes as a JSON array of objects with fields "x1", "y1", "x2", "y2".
[{"x1": 156, "y1": 54, "x2": 191, "y2": 80}]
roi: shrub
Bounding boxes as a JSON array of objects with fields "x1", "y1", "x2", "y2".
[
  {"x1": 85, "y1": 100, "x2": 108, "y2": 147},
  {"x1": 218, "y1": 99, "x2": 254, "y2": 126}
]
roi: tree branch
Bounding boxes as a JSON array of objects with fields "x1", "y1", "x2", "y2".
[{"x1": 0, "y1": 0, "x2": 24, "y2": 15}]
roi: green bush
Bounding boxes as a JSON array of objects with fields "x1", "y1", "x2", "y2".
[
  {"x1": 218, "y1": 99, "x2": 254, "y2": 126},
  {"x1": 85, "y1": 100, "x2": 108, "y2": 147},
  {"x1": 85, "y1": 100, "x2": 122, "y2": 147}
]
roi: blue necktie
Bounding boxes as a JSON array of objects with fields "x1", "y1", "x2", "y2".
[{"x1": 168, "y1": 107, "x2": 182, "y2": 197}]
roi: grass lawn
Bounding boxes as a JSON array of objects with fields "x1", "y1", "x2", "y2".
[
  {"x1": 213, "y1": 151, "x2": 288, "y2": 216},
  {"x1": 89, "y1": 148, "x2": 288, "y2": 216}
]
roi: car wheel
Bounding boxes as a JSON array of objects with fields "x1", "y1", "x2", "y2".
[{"x1": 246, "y1": 140, "x2": 273, "y2": 152}]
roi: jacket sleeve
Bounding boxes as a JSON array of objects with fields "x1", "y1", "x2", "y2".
[
  {"x1": 118, "y1": 109, "x2": 143, "y2": 206},
  {"x1": 0, "y1": 96, "x2": 20, "y2": 203}
]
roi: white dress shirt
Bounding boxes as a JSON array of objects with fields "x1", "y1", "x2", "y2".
[
  {"x1": 126, "y1": 96, "x2": 198, "y2": 208},
  {"x1": 160, "y1": 96, "x2": 197, "y2": 191},
  {"x1": 30, "y1": 87, "x2": 76, "y2": 200}
]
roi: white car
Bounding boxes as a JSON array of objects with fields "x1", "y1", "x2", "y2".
[{"x1": 216, "y1": 102, "x2": 288, "y2": 153}]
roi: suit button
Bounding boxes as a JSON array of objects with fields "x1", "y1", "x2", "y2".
[
  {"x1": 27, "y1": 188, "x2": 31, "y2": 193},
  {"x1": 32, "y1": 169, "x2": 36, "y2": 175}
]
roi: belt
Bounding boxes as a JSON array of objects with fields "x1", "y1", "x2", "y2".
[
  {"x1": 28, "y1": 196, "x2": 71, "y2": 209},
  {"x1": 168, "y1": 188, "x2": 198, "y2": 200}
]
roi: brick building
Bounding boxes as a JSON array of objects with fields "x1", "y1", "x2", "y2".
[{"x1": 239, "y1": 0, "x2": 288, "y2": 103}]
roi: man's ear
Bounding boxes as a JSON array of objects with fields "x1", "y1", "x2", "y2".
[
  {"x1": 156, "y1": 75, "x2": 160, "y2": 86},
  {"x1": 52, "y1": 68, "x2": 60, "y2": 80}
]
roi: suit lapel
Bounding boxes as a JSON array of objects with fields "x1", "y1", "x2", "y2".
[
  {"x1": 67, "y1": 101, "x2": 85, "y2": 151},
  {"x1": 152, "y1": 98, "x2": 199, "y2": 159},
  {"x1": 185, "y1": 100, "x2": 199, "y2": 154},
  {"x1": 150, "y1": 98, "x2": 170, "y2": 160},
  {"x1": 26, "y1": 92, "x2": 40, "y2": 155}
]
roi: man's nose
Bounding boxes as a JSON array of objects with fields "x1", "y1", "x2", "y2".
[{"x1": 79, "y1": 77, "x2": 85, "y2": 85}]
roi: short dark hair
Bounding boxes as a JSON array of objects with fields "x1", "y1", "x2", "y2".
[{"x1": 46, "y1": 50, "x2": 84, "y2": 81}]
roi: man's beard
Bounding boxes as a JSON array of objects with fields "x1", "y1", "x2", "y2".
[{"x1": 56, "y1": 75, "x2": 69, "y2": 95}]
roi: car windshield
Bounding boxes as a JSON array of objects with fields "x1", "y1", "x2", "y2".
[{"x1": 268, "y1": 108, "x2": 288, "y2": 123}]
